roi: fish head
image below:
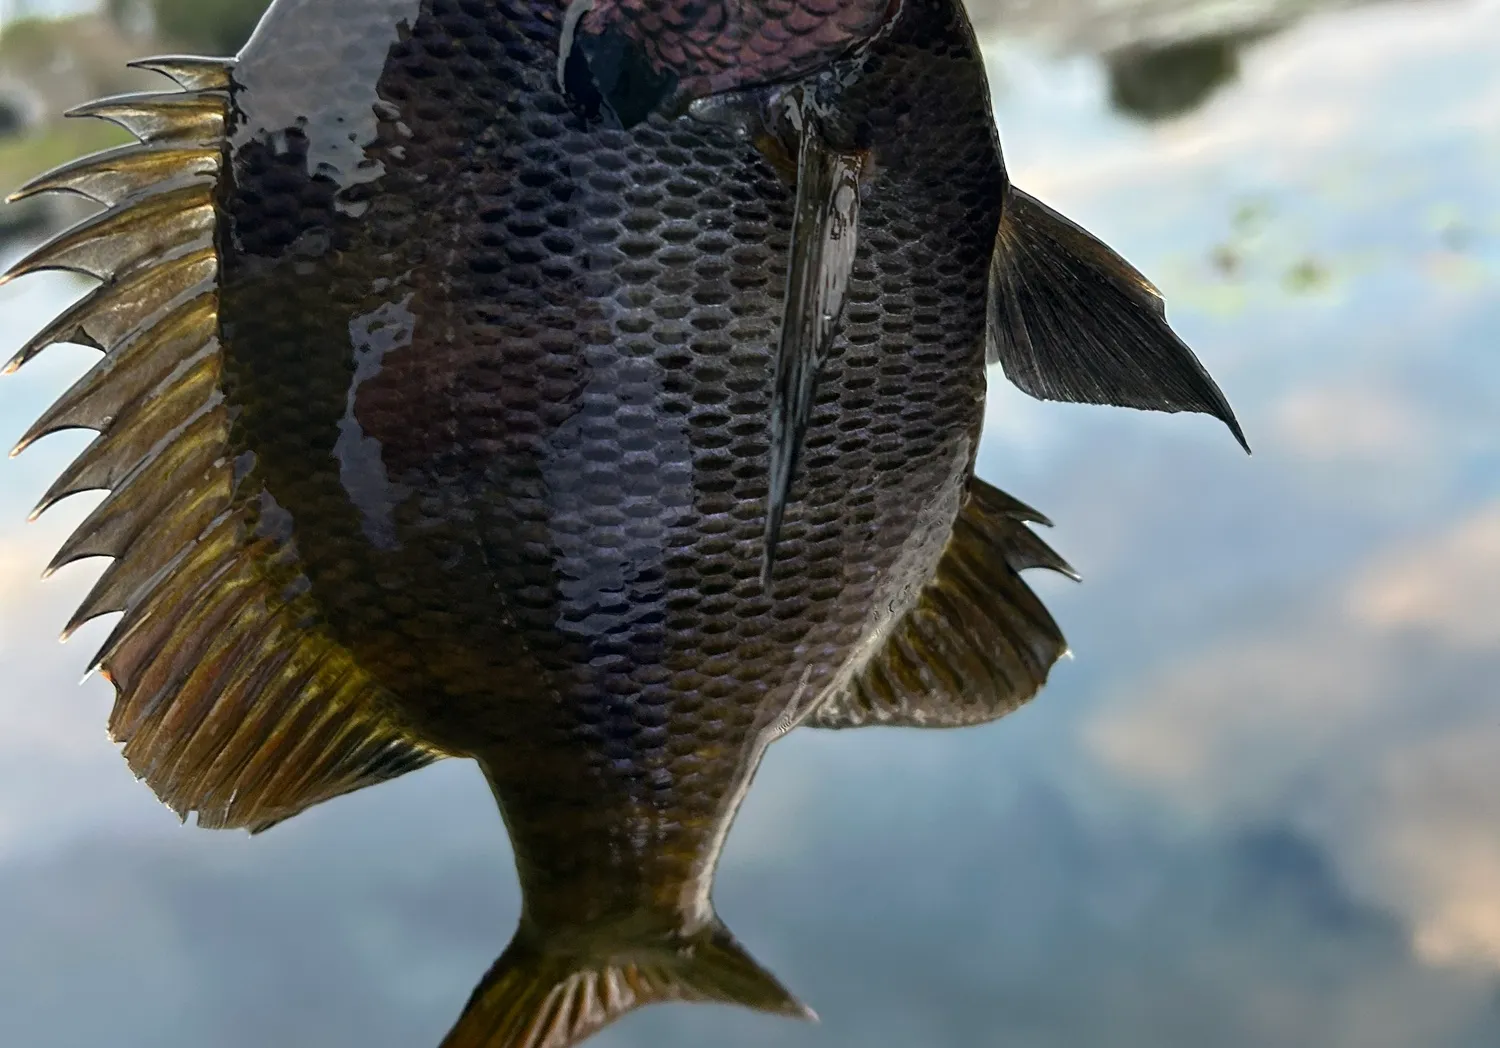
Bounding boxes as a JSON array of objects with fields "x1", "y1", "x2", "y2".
[{"x1": 558, "y1": 0, "x2": 901, "y2": 127}]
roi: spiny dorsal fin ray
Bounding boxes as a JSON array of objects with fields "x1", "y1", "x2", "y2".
[
  {"x1": 22, "y1": 297, "x2": 219, "y2": 494},
  {"x1": 764, "y1": 89, "x2": 867, "y2": 587},
  {"x1": 77, "y1": 511, "x2": 248, "y2": 659},
  {"x1": 20, "y1": 293, "x2": 218, "y2": 478},
  {"x1": 10, "y1": 142, "x2": 220, "y2": 207},
  {"x1": 43, "y1": 408, "x2": 229, "y2": 575},
  {"x1": 65, "y1": 90, "x2": 228, "y2": 146},
  {"x1": 0, "y1": 181, "x2": 215, "y2": 286},
  {"x1": 988, "y1": 187, "x2": 1249, "y2": 452},
  {"x1": 128, "y1": 55, "x2": 237, "y2": 92},
  {"x1": 810, "y1": 477, "x2": 1075, "y2": 729},
  {"x1": 63, "y1": 505, "x2": 240, "y2": 640},
  {"x1": 4, "y1": 247, "x2": 215, "y2": 377},
  {"x1": 9, "y1": 66, "x2": 444, "y2": 831},
  {"x1": 31, "y1": 380, "x2": 216, "y2": 520}
]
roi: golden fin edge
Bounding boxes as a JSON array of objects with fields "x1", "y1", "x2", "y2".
[{"x1": 6, "y1": 60, "x2": 444, "y2": 831}]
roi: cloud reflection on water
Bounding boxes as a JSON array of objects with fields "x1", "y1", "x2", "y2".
[
  {"x1": 1089, "y1": 503, "x2": 1500, "y2": 973},
  {"x1": 1, "y1": 1, "x2": 1499, "y2": 1046}
]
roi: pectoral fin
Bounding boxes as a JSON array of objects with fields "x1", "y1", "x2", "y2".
[
  {"x1": 811, "y1": 479, "x2": 1076, "y2": 730},
  {"x1": 988, "y1": 187, "x2": 1249, "y2": 451},
  {"x1": 764, "y1": 102, "x2": 866, "y2": 584}
]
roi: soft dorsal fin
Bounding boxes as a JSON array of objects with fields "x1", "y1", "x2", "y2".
[
  {"x1": 811, "y1": 478, "x2": 1075, "y2": 730},
  {"x1": 7, "y1": 59, "x2": 444, "y2": 832},
  {"x1": 988, "y1": 187, "x2": 1249, "y2": 452}
]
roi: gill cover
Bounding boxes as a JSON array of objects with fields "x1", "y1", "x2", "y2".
[{"x1": 558, "y1": 0, "x2": 899, "y2": 125}]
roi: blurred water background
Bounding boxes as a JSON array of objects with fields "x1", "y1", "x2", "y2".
[{"x1": 1, "y1": 0, "x2": 1498, "y2": 1045}]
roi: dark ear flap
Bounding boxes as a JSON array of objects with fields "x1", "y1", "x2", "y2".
[
  {"x1": 560, "y1": 0, "x2": 680, "y2": 129},
  {"x1": 988, "y1": 188, "x2": 1248, "y2": 451}
]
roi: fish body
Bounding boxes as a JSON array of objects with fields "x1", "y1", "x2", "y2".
[
  {"x1": 6, "y1": 0, "x2": 1242, "y2": 1045},
  {"x1": 226, "y1": 0, "x2": 998, "y2": 925}
]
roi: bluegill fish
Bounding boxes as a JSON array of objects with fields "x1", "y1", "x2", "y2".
[{"x1": 5, "y1": 0, "x2": 1244, "y2": 1045}]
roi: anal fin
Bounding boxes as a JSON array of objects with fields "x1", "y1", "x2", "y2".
[
  {"x1": 811, "y1": 478, "x2": 1076, "y2": 729},
  {"x1": 988, "y1": 187, "x2": 1249, "y2": 451}
]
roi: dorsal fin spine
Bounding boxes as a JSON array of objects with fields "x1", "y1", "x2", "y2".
[
  {"x1": 0, "y1": 182, "x2": 215, "y2": 286},
  {"x1": 129, "y1": 55, "x2": 238, "y2": 92},
  {"x1": 10, "y1": 142, "x2": 220, "y2": 206},
  {"x1": 29, "y1": 346, "x2": 222, "y2": 515},
  {"x1": 66, "y1": 90, "x2": 229, "y2": 146},
  {"x1": 13, "y1": 62, "x2": 445, "y2": 833},
  {"x1": 5, "y1": 251, "x2": 216, "y2": 377},
  {"x1": 43, "y1": 432, "x2": 228, "y2": 580},
  {"x1": 66, "y1": 508, "x2": 241, "y2": 641}
]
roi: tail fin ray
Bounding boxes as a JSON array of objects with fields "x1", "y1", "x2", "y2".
[{"x1": 442, "y1": 920, "x2": 812, "y2": 1048}]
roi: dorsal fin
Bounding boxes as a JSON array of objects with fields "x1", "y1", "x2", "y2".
[
  {"x1": 810, "y1": 478, "x2": 1076, "y2": 729},
  {"x1": 7, "y1": 61, "x2": 445, "y2": 832}
]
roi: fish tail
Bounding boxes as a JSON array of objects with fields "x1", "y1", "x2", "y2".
[{"x1": 440, "y1": 919, "x2": 814, "y2": 1048}]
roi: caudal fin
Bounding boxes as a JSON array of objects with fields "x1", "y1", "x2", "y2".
[
  {"x1": 440, "y1": 919, "x2": 814, "y2": 1048},
  {"x1": 987, "y1": 186, "x2": 1249, "y2": 452}
]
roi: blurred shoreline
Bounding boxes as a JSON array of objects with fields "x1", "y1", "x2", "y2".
[{"x1": 0, "y1": 0, "x2": 1425, "y2": 246}]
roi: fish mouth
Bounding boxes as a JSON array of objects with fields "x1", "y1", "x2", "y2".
[{"x1": 558, "y1": 0, "x2": 681, "y2": 128}]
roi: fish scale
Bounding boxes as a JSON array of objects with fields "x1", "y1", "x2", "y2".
[
  {"x1": 7, "y1": 0, "x2": 1244, "y2": 1044},
  {"x1": 222, "y1": 0, "x2": 978, "y2": 729},
  {"x1": 215, "y1": 0, "x2": 977, "y2": 952}
]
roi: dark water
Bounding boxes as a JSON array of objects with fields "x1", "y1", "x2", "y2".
[{"x1": 2, "y1": 1, "x2": 1499, "y2": 1045}]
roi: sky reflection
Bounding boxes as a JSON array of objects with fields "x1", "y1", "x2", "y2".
[{"x1": 2, "y1": 1, "x2": 1499, "y2": 1046}]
